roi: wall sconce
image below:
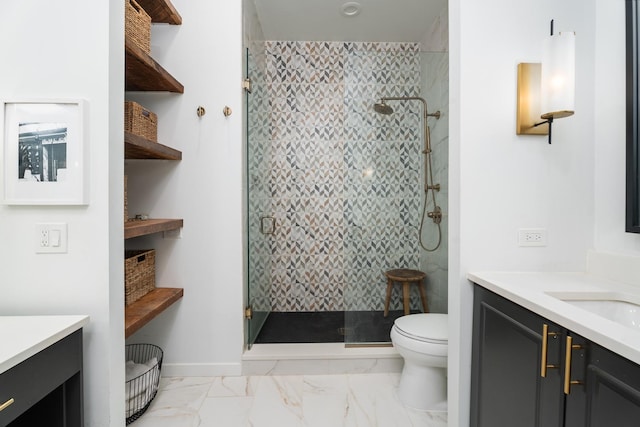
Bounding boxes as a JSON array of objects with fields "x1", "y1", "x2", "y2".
[{"x1": 517, "y1": 22, "x2": 575, "y2": 144}]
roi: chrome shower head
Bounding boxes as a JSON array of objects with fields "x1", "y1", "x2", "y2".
[{"x1": 373, "y1": 100, "x2": 393, "y2": 115}]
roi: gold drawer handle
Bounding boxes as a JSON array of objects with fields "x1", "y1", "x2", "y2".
[
  {"x1": 540, "y1": 323, "x2": 559, "y2": 377},
  {"x1": 0, "y1": 398, "x2": 15, "y2": 412},
  {"x1": 564, "y1": 336, "x2": 584, "y2": 394}
]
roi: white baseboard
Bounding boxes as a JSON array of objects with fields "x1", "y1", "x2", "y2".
[
  {"x1": 161, "y1": 362, "x2": 242, "y2": 377},
  {"x1": 160, "y1": 345, "x2": 404, "y2": 377}
]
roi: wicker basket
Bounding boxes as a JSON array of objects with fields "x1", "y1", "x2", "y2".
[
  {"x1": 125, "y1": 0, "x2": 151, "y2": 54},
  {"x1": 125, "y1": 344, "x2": 163, "y2": 424},
  {"x1": 125, "y1": 101, "x2": 157, "y2": 142},
  {"x1": 125, "y1": 249, "x2": 155, "y2": 305}
]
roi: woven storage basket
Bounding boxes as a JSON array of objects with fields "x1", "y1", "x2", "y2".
[
  {"x1": 125, "y1": 249, "x2": 155, "y2": 305},
  {"x1": 125, "y1": 344, "x2": 163, "y2": 424},
  {"x1": 125, "y1": 0, "x2": 151, "y2": 54},
  {"x1": 125, "y1": 101, "x2": 157, "y2": 142}
]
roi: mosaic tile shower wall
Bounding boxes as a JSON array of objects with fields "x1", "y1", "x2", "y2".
[
  {"x1": 250, "y1": 40, "x2": 429, "y2": 312},
  {"x1": 342, "y1": 43, "x2": 424, "y2": 312}
]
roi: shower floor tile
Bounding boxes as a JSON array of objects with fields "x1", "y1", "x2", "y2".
[{"x1": 255, "y1": 310, "x2": 419, "y2": 344}]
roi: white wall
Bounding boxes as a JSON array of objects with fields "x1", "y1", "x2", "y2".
[
  {"x1": 125, "y1": 0, "x2": 245, "y2": 376},
  {"x1": 451, "y1": 0, "x2": 597, "y2": 425},
  {"x1": 594, "y1": 0, "x2": 640, "y2": 255},
  {"x1": 0, "y1": 1, "x2": 125, "y2": 426}
]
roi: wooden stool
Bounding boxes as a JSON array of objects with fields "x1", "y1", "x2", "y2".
[{"x1": 383, "y1": 268, "x2": 428, "y2": 317}]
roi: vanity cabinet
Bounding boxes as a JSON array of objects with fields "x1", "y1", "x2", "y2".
[
  {"x1": 470, "y1": 285, "x2": 564, "y2": 427},
  {"x1": 0, "y1": 330, "x2": 83, "y2": 427},
  {"x1": 564, "y1": 338, "x2": 640, "y2": 427},
  {"x1": 471, "y1": 285, "x2": 640, "y2": 427}
]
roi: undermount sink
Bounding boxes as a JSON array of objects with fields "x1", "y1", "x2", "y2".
[{"x1": 546, "y1": 291, "x2": 640, "y2": 330}]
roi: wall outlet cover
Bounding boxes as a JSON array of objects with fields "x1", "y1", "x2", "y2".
[
  {"x1": 35, "y1": 223, "x2": 68, "y2": 253},
  {"x1": 518, "y1": 228, "x2": 547, "y2": 247}
]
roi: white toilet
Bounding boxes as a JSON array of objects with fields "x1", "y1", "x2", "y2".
[{"x1": 390, "y1": 313, "x2": 448, "y2": 411}]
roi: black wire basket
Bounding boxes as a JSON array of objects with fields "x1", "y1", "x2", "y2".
[{"x1": 125, "y1": 343, "x2": 163, "y2": 424}]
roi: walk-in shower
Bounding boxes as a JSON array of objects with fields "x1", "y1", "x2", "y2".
[
  {"x1": 244, "y1": 37, "x2": 450, "y2": 348},
  {"x1": 374, "y1": 96, "x2": 443, "y2": 252}
]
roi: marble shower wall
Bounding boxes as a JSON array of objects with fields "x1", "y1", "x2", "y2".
[
  {"x1": 419, "y1": 52, "x2": 449, "y2": 314},
  {"x1": 249, "y1": 40, "x2": 440, "y2": 312}
]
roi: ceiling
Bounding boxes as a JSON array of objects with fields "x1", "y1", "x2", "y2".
[{"x1": 252, "y1": 0, "x2": 447, "y2": 43}]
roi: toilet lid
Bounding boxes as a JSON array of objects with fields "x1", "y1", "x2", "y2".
[{"x1": 394, "y1": 313, "x2": 448, "y2": 343}]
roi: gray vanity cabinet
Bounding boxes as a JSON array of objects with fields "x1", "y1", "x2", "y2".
[
  {"x1": 564, "y1": 337, "x2": 640, "y2": 427},
  {"x1": 471, "y1": 285, "x2": 640, "y2": 427},
  {"x1": 470, "y1": 285, "x2": 565, "y2": 427},
  {"x1": 0, "y1": 330, "x2": 83, "y2": 427}
]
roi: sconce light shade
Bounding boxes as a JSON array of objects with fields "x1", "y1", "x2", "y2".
[{"x1": 541, "y1": 31, "x2": 575, "y2": 120}]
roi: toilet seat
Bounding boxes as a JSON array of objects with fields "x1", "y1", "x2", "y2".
[{"x1": 393, "y1": 313, "x2": 448, "y2": 344}]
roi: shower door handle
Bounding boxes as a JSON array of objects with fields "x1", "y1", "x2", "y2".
[{"x1": 260, "y1": 216, "x2": 276, "y2": 235}]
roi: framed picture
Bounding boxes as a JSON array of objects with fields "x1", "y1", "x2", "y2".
[{"x1": 1, "y1": 99, "x2": 88, "y2": 205}]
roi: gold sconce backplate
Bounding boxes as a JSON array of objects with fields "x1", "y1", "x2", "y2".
[{"x1": 516, "y1": 63, "x2": 549, "y2": 136}]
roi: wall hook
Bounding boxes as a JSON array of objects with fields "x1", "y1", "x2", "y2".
[
  {"x1": 223, "y1": 106, "x2": 232, "y2": 117},
  {"x1": 196, "y1": 106, "x2": 206, "y2": 117}
]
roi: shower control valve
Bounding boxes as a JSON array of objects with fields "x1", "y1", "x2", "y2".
[{"x1": 427, "y1": 206, "x2": 443, "y2": 224}]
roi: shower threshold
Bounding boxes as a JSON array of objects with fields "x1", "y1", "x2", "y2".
[{"x1": 242, "y1": 342, "x2": 402, "y2": 375}]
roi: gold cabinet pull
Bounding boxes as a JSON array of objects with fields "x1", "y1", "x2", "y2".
[
  {"x1": 564, "y1": 336, "x2": 584, "y2": 394},
  {"x1": 0, "y1": 398, "x2": 15, "y2": 412},
  {"x1": 541, "y1": 324, "x2": 559, "y2": 377}
]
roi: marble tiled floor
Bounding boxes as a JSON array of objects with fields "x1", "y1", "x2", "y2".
[{"x1": 131, "y1": 373, "x2": 447, "y2": 426}]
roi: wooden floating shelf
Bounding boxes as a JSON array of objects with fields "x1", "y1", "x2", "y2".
[
  {"x1": 136, "y1": 0, "x2": 182, "y2": 24},
  {"x1": 125, "y1": 287, "x2": 184, "y2": 338},
  {"x1": 125, "y1": 132, "x2": 182, "y2": 160},
  {"x1": 125, "y1": 218, "x2": 183, "y2": 239},
  {"x1": 125, "y1": 39, "x2": 184, "y2": 93}
]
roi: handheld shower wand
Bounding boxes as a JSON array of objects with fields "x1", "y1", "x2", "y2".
[{"x1": 374, "y1": 96, "x2": 443, "y2": 252}]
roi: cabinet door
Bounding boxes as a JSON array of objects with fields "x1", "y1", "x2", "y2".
[
  {"x1": 565, "y1": 336, "x2": 640, "y2": 427},
  {"x1": 471, "y1": 286, "x2": 565, "y2": 427}
]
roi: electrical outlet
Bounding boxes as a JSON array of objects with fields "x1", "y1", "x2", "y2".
[
  {"x1": 35, "y1": 223, "x2": 68, "y2": 253},
  {"x1": 40, "y1": 227, "x2": 49, "y2": 247},
  {"x1": 518, "y1": 228, "x2": 547, "y2": 247}
]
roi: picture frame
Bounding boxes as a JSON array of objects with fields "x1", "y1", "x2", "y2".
[{"x1": 1, "y1": 99, "x2": 89, "y2": 205}]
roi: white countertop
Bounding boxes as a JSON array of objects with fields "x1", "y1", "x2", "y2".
[
  {"x1": 468, "y1": 272, "x2": 640, "y2": 365},
  {"x1": 0, "y1": 315, "x2": 89, "y2": 375}
]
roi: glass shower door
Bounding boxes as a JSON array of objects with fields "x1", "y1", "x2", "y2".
[{"x1": 246, "y1": 47, "x2": 272, "y2": 348}]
